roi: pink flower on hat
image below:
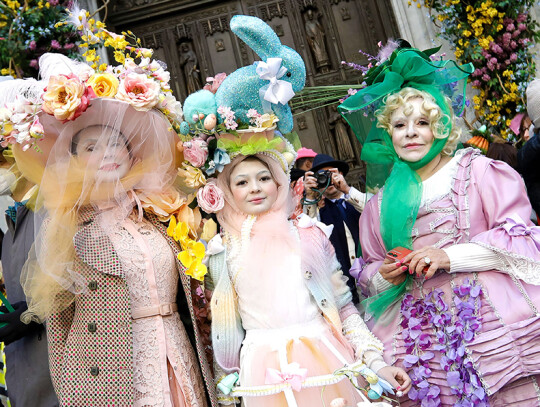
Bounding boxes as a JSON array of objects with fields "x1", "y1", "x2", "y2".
[
  {"x1": 183, "y1": 138, "x2": 209, "y2": 168},
  {"x1": 115, "y1": 73, "x2": 160, "y2": 111},
  {"x1": 42, "y1": 74, "x2": 95, "y2": 122},
  {"x1": 203, "y1": 73, "x2": 227, "y2": 94},
  {"x1": 196, "y1": 179, "x2": 225, "y2": 213}
]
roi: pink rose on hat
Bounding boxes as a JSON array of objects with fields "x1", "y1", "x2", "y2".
[
  {"x1": 115, "y1": 73, "x2": 160, "y2": 111},
  {"x1": 183, "y1": 138, "x2": 209, "y2": 168},
  {"x1": 42, "y1": 73, "x2": 95, "y2": 122},
  {"x1": 197, "y1": 179, "x2": 225, "y2": 213}
]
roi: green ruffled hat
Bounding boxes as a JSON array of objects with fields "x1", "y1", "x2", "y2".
[{"x1": 338, "y1": 43, "x2": 474, "y2": 319}]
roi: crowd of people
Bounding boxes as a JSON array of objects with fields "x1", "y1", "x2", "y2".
[{"x1": 0, "y1": 11, "x2": 539, "y2": 407}]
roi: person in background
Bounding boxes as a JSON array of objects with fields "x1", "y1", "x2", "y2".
[
  {"x1": 518, "y1": 78, "x2": 540, "y2": 222},
  {"x1": 0, "y1": 148, "x2": 59, "y2": 407},
  {"x1": 486, "y1": 140, "x2": 518, "y2": 171},
  {"x1": 295, "y1": 147, "x2": 317, "y2": 171},
  {"x1": 303, "y1": 154, "x2": 367, "y2": 303}
]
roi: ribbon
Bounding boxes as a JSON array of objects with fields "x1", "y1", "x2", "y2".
[
  {"x1": 296, "y1": 213, "x2": 334, "y2": 239},
  {"x1": 502, "y1": 213, "x2": 540, "y2": 249},
  {"x1": 217, "y1": 372, "x2": 239, "y2": 395},
  {"x1": 256, "y1": 58, "x2": 295, "y2": 110},
  {"x1": 265, "y1": 362, "x2": 308, "y2": 392}
]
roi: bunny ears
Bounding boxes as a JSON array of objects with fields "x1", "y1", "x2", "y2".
[{"x1": 182, "y1": 14, "x2": 306, "y2": 135}]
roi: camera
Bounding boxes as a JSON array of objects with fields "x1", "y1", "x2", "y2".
[{"x1": 315, "y1": 169, "x2": 332, "y2": 189}]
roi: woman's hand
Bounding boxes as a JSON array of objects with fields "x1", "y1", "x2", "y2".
[
  {"x1": 379, "y1": 258, "x2": 408, "y2": 285},
  {"x1": 377, "y1": 365, "x2": 412, "y2": 395},
  {"x1": 402, "y1": 246, "x2": 450, "y2": 279}
]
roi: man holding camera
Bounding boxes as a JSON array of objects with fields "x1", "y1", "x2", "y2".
[{"x1": 303, "y1": 154, "x2": 367, "y2": 304}]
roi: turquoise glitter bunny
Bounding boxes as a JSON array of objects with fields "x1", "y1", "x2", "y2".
[{"x1": 183, "y1": 15, "x2": 306, "y2": 134}]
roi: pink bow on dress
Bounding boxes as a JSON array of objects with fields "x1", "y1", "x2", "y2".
[
  {"x1": 502, "y1": 214, "x2": 540, "y2": 250},
  {"x1": 265, "y1": 362, "x2": 308, "y2": 392}
]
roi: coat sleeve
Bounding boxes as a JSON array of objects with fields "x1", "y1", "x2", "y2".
[{"x1": 45, "y1": 292, "x2": 74, "y2": 396}]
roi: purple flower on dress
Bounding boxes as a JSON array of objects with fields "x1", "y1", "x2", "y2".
[{"x1": 401, "y1": 278, "x2": 489, "y2": 406}]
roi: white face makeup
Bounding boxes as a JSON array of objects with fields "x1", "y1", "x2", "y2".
[
  {"x1": 390, "y1": 97, "x2": 435, "y2": 163},
  {"x1": 230, "y1": 158, "x2": 279, "y2": 216},
  {"x1": 73, "y1": 126, "x2": 131, "y2": 182}
]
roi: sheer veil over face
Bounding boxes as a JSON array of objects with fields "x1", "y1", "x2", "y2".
[{"x1": 17, "y1": 99, "x2": 181, "y2": 323}]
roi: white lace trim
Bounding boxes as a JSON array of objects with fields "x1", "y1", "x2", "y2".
[
  {"x1": 341, "y1": 313, "x2": 385, "y2": 370},
  {"x1": 420, "y1": 149, "x2": 467, "y2": 206}
]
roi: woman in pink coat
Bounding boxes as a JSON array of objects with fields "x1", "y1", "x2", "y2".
[{"x1": 339, "y1": 45, "x2": 540, "y2": 406}]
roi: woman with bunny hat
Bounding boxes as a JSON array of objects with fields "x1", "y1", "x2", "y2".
[
  {"x1": 179, "y1": 14, "x2": 411, "y2": 407},
  {"x1": 2, "y1": 34, "x2": 218, "y2": 407}
]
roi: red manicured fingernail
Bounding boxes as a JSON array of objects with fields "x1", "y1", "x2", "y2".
[
  {"x1": 402, "y1": 266, "x2": 408, "y2": 271},
  {"x1": 397, "y1": 386, "x2": 401, "y2": 390},
  {"x1": 396, "y1": 262, "x2": 402, "y2": 267}
]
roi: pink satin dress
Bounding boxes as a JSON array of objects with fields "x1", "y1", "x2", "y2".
[{"x1": 359, "y1": 149, "x2": 540, "y2": 406}]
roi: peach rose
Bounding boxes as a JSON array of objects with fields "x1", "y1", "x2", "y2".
[
  {"x1": 196, "y1": 179, "x2": 224, "y2": 213},
  {"x1": 42, "y1": 74, "x2": 95, "y2": 121},
  {"x1": 87, "y1": 73, "x2": 119, "y2": 98},
  {"x1": 138, "y1": 188, "x2": 186, "y2": 222},
  {"x1": 115, "y1": 72, "x2": 160, "y2": 111}
]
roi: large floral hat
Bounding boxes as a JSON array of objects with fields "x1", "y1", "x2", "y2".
[
  {"x1": 174, "y1": 15, "x2": 304, "y2": 217},
  {"x1": 0, "y1": 6, "x2": 183, "y2": 153}
]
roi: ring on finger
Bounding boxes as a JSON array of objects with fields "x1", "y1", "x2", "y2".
[{"x1": 424, "y1": 256, "x2": 431, "y2": 265}]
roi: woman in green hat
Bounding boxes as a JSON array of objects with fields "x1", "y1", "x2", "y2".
[{"x1": 340, "y1": 46, "x2": 540, "y2": 406}]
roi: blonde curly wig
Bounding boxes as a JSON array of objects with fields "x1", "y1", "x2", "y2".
[{"x1": 375, "y1": 87, "x2": 461, "y2": 156}]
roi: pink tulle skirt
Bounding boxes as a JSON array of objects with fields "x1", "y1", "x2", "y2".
[{"x1": 239, "y1": 317, "x2": 366, "y2": 407}]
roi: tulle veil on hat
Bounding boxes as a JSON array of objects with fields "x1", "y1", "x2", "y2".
[{"x1": 1, "y1": 54, "x2": 183, "y2": 323}]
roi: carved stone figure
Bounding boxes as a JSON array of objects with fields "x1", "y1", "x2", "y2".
[
  {"x1": 304, "y1": 9, "x2": 330, "y2": 73},
  {"x1": 178, "y1": 42, "x2": 202, "y2": 94},
  {"x1": 329, "y1": 105, "x2": 355, "y2": 161}
]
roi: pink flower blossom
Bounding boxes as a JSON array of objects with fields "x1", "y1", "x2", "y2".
[
  {"x1": 196, "y1": 179, "x2": 225, "y2": 213},
  {"x1": 115, "y1": 73, "x2": 160, "y2": 111},
  {"x1": 29, "y1": 41, "x2": 36, "y2": 50},
  {"x1": 510, "y1": 40, "x2": 518, "y2": 49},
  {"x1": 506, "y1": 23, "x2": 515, "y2": 32},
  {"x1": 48, "y1": 0, "x2": 59, "y2": 5},
  {"x1": 510, "y1": 53, "x2": 518, "y2": 62},
  {"x1": 51, "y1": 40, "x2": 61, "y2": 50},
  {"x1": 517, "y1": 13, "x2": 527, "y2": 23},
  {"x1": 482, "y1": 74, "x2": 491, "y2": 82},
  {"x1": 203, "y1": 73, "x2": 227, "y2": 94},
  {"x1": 183, "y1": 138, "x2": 208, "y2": 167},
  {"x1": 64, "y1": 43, "x2": 75, "y2": 50},
  {"x1": 29, "y1": 59, "x2": 38, "y2": 69},
  {"x1": 42, "y1": 74, "x2": 95, "y2": 122},
  {"x1": 29, "y1": 117, "x2": 44, "y2": 138}
]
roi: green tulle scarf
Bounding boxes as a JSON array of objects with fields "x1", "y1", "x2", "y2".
[{"x1": 338, "y1": 47, "x2": 473, "y2": 320}]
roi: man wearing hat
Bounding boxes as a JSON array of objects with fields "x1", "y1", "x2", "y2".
[{"x1": 303, "y1": 154, "x2": 367, "y2": 303}]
